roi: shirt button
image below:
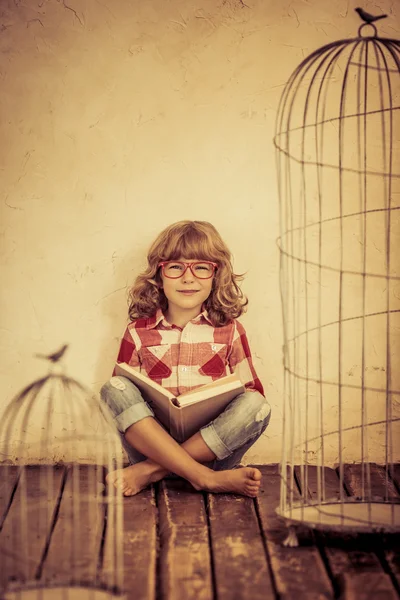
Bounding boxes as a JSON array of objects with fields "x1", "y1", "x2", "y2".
[
  {"x1": 212, "y1": 345, "x2": 217, "y2": 351},
  {"x1": 182, "y1": 367, "x2": 187, "y2": 372}
]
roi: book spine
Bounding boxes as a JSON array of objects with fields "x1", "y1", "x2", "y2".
[{"x1": 170, "y1": 405, "x2": 186, "y2": 444}]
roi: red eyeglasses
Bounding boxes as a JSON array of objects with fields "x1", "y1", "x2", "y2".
[{"x1": 158, "y1": 261, "x2": 218, "y2": 279}]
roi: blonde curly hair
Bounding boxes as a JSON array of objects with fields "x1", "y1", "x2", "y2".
[{"x1": 128, "y1": 220, "x2": 248, "y2": 326}]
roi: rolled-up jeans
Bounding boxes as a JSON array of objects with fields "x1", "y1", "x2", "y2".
[{"x1": 100, "y1": 376, "x2": 271, "y2": 471}]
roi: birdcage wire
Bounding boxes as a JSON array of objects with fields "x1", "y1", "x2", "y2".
[
  {"x1": 275, "y1": 18, "x2": 400, "y2": 541},
  {"x1": 0, "y1": 356, "x2": 125, "y2": 599}
]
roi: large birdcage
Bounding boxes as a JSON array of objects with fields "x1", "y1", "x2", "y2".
[
  {"x1": 0, "y1": 349, "x2": 125, "y2": 599},
  {"x1": 275, "y1": 14, "x2": 400, "y2": 540}
]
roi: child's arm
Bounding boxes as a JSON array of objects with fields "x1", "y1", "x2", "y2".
[
  {"x1": 112, "y1": 326, "x2": 141, "y2": 375},
  {"x1": 227, "y1": 320, "x2": 265, "y2": 396}
]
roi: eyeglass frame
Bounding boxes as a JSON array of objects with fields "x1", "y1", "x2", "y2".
[{"x1": 158, "y1": 260, "x2": 218, "y2": 280}]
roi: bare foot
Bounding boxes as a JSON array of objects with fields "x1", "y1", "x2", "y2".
[
  {"x1": 106, "y1": 461, "x2": 167, "y2": 496},
  {"x1": 192, "y1": 467, "x2": 262, "y2": 498}
]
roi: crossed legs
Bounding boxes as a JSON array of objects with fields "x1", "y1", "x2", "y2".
[
  {"x1": 107, "y1": 417, "x2": 262, "y2": 497},
  {"x1": 101, "y1": 377, "x2": 271, "y2": 498}
]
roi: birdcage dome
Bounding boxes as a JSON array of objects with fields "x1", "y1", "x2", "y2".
[
  {"x1": 275, "y1": 19, "x2": 400, "y2": 541},
  {"x1": 0, "y1": 358, "x2": 125, "y2": 599},
  {"x1": 0, "y1": 370, "x2": 122, "y2": 465},
  {"x1": 275, "y1": 28, "x2": 400, "y2": 233}
]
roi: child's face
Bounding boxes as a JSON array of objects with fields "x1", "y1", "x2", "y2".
[{"x1": 160, "y1": 257, "x2": 214, "y2": 317}]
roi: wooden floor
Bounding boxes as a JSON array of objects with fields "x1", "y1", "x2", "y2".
[{"x1": 0, "y1": 463, "x2": 399, "y2": 599}]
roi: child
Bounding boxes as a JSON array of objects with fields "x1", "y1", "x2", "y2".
[{"x1": 101, "y1": 220, "x2": 271, "y2": 497}]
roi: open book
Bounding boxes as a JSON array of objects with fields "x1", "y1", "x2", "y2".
[{"x1": 113, "y1": 362, "x2": 245, "y2": 442}]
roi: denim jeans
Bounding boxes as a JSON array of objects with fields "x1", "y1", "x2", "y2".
[{"x1": 100, "y1": 376, "x2": 271, "y2": 471}]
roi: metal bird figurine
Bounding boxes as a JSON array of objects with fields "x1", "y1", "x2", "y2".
[
  {"x1": 36, "y1": 344, "x2": 69, "y2": 363},
  {"x1": 355, "y1": 7, "x2": 387, "y2": 24}
]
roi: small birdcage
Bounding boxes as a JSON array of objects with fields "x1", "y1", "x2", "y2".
[
  {"x1": 275, "y1": 12, "x2": 400, "y2": 541},
  {"x1": 0, "y1": 347, "x2": 125, "y2": 599}
]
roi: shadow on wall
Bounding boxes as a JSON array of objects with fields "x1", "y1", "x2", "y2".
[{"x1": 92, "y1": 245, "x2": 148, "y2": 394}]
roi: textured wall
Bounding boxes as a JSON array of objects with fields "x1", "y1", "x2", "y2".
[{"x1": 0, "y1": 0, "x2": 398, "y2": 464}]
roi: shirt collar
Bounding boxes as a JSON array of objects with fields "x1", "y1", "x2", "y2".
[
  {"x1": 145, "y1": 308, "x2": 164, "y2": 329},
  {"x1": 146, "y1": 307, "x2": 212, "y2": 329}
]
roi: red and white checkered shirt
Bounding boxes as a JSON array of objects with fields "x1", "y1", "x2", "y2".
[{"x1": 115, "y1": 308, "x2": 264, "y2": 397}]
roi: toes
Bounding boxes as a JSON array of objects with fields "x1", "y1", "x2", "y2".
[
  {"x1": 246, "y1": 482, "x2": 260, "y2": 490},
  {"x1": 106, "y1": 471, "x2": 124, "y2": 489},
  {"x1": 106, "y1": 467, "x2": 142, "y2": 496},
  {"x1": 247, "y1": 478, "x2": 260, "y2": 487},
  {"x1": 246, "y1": 478, "x2": 261, "y2": 489},
  {"x1": 109, "y1": 475, "x2": 129, "y2": 493},
  {"x1": 245, "y1": 480, "x2": 261, "y2": 497},
  {"x1": 249, "y1": 468, "x2": 262, "y2": 482}
]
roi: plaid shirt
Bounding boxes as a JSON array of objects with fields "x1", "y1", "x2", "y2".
[{"x1": 115, "y1": 308, "x2": 264, "y2": 397}]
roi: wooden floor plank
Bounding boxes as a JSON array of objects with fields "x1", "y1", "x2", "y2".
[
  {"x1": 342, "y1": 463, "x2": 399, "y2": 500},
  {"x1": 340, "y1": 463, "x2": 400, "y2": 597},
  {"x1": 256, "y1": 464, "x2": 333, "y2": 600},
  {"x1": 295, "y1": 464, "x2": 392, "y2": 597},
  {"x1": 208, "y1": 488, "x2": 275, "y2": 599},
  {"x1": 294, "y1": 465, "x2": 342, "y2": 502},
  {"x1": 2, "y1": 463, "x2": 398, "y2": 599},
  {"x1": 339, "y1": 572, "x2": 399, "y2": 599},
  {"x1": 387, "y1": 460, "x2": 400, "y2": 587},
  {"x1": 40, "y1": 464, "x2": 105, "y2": 587},
  {"x1": 325, "y1": 544, "x2": 387, "y2": 577},
  {"x1": 101, "y1": 484, "x2": 157, "y2": 600},
  {"x1": 0, "y1": 465, "x2": 65, "y2": 591},
  {"x1": 388, "y1": 464, "x2": 400, "y2": 494},
  {"x1": 158, "y1": 478, "x2": 213, "y2": 600},
  {"x1": 0, "y1": 466, "x2": 20, "y2": 529},
  {"x1": 385, "y1": 546, "x2": 400, "y2": 593}
]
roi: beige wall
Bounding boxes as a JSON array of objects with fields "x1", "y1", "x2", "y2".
[{"x1": 0, "y1": 0, "x2": 398, "y2": 464}]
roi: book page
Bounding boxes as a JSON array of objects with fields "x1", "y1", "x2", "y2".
[
  {"x1": 177, "y1": 372, "x2": 240, "y2": 398},
  {"x1": 114, "y1": 362, "x2": 175, "y2": 400},
  {"x1": 114, "y1": 363, "x2": 245, "y2": 443},
  {"x1": 176, "y1": 373, "x2": 244, "y2": 407},
  {"x1": 113, "y1": 362, "x2": 175, "y2": 431},
  {"x1": 169, "y1": 384, "x2": 245, "y2": 442}
]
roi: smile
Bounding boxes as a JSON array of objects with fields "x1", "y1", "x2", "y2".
[{"x1": 178, "y1": 290, "x2": 199, "y2": 294}]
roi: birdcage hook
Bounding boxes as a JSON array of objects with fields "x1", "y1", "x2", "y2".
[{"x1": 358, "y1": 23, "x2": 378, "y2": 38}]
